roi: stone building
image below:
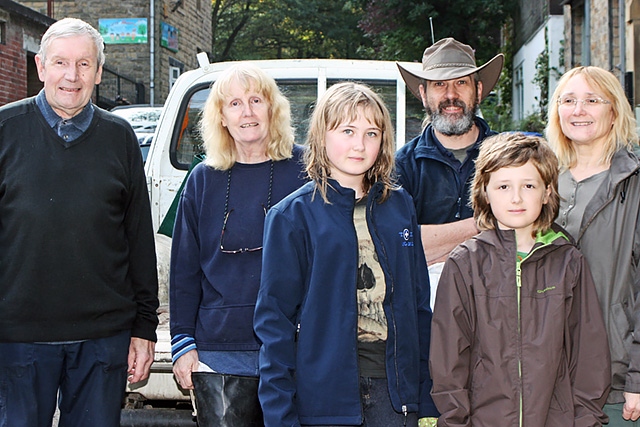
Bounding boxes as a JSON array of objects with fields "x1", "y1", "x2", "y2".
[
  {"x1": 0, "y1": 0, "x2": 53, "y2": 106},
  {"x1": 562, "y1": 0, "x2": 639, "y2": 111},
  {"x1": 17, "y1": 0, "x2": 212, "y2": 107},
  {"x1": 511, "y1": 0, "x2": 564, "y2": 123}
]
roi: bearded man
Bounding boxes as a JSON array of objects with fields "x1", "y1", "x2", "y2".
[{"x1": 395, "y1": 38, "x2": 504, "y2": 308}]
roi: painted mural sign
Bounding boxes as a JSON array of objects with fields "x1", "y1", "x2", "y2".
[{"x1": 99, "y1": 18, "x2": 148, "y2": 44}]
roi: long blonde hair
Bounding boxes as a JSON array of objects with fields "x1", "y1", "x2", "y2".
[
  {"x1": 546, "y1": 66, "x2": 638, "y2": 170},
  {"x1": 305, "y1": 82, "x2": 396, "y2": 203},
  {"x1": 200, "y1": 63, "x2": 295, "y2": 170}
]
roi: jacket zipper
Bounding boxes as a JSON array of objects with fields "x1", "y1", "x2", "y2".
[
  {"x1": 431, "y1": 153, "x2": 465, "y2": 219},
  {"x1": 515, "y1": 243, "x2": 548, "y2": 427},
  {"x1": 351, "y1": 197, "x2": 364, "y2": 422},
  {"x1": 367, "y1": 192, "x2": 406, "y2": 417},
  {"x1": 515, "y1": 261, "x2": 523, "y2": 427}
]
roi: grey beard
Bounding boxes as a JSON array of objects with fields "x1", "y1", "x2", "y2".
[{"x1": 427, "y1": 102, "x2": 479, "y2": 136}]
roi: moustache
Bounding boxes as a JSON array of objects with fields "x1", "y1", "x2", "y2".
[{"x1": 438, "y1": 99, "x2": 468, "y2": 113}]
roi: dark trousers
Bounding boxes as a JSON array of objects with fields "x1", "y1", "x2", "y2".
[
  {"x1": 302, "y1": 377, "x2": 418, "y2": 427},
  {"x1": 0, "y1": 331, "x2": 130, "y2": 427}
]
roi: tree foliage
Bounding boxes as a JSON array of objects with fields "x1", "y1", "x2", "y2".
[
  {"x1": 211, "y1": 0, "x2": 371, "y2": 62},
  {"x1": 210, "y1": 0, "x2": 516, "y2": 65},
  {"x1": 356, "y1": 0, "x2": 517, "y2": 65},
  {"x1": 208, "y1": 0, "x2": 518, "y2": 129}
]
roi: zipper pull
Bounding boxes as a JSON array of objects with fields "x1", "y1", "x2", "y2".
[{"x1": 403, "y1": 405, "x2": 408, "y2": 426}]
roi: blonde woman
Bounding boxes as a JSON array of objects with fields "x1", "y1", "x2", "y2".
[
  {"x1": 170, "y1": 63, "x2": 306, "y2": 426},
  {"x1": 547, "y1": 66, "x2": 640, "y2": 425}
]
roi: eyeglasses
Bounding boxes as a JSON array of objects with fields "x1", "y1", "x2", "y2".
[
  {"x1": 219, "y1": 207, "x2": 266, "y2": 254},
  {"x1": 557, "y1": 96, "x2": 611, "y2": 108}
]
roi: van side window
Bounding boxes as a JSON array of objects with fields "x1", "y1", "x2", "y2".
[
  {"x1": 278, "y1": 81, "x2": 317, "y2": 144},
  {"x1": 171, "y1": 81, "x2": 318, "y2": 170},
  {"x1": 172, "y1": 87, "x2": 208, "y2": 169},
  {"x1": 406, "y1": 89, "x2": 424, "y2": 141}
]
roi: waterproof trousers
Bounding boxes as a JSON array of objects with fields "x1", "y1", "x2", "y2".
[{"x1": 192, "y1": 371, "x2": 263, "y2": 427}]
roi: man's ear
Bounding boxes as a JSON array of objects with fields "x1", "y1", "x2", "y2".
[
  {"x1": 35, "y1": 55, "x2": 45, "y2": 83},
  {"x1": 418, "y1": 83, "x2": 427, "y2": 108},
  {"x1": 476, "y1": 80, "x2": 484, "y2": 103}
]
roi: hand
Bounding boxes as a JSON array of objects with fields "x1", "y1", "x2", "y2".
[
  {"x1": 623, "y1": 392, "x2": 640, "y2": 421},
  {"x1": 172, "y1": 349, "x2": 199, "y2": 390},
  {"x1": 127, "y1": 337, "x2": 155, "y2": 384}
]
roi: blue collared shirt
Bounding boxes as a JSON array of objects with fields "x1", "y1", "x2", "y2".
[{"x1": 35, "y1": 89, "x2": 94, "y2": 143}]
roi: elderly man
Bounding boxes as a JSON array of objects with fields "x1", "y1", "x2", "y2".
[
  {"x1": 395, "y1": 38, "x2": 504, "y2": 306},
  {"x1": 0, "y1": 18, "x2": 159, "y2": 427}
]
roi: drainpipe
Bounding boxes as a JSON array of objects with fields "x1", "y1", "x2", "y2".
[
  {"x1": 150, "y1": 0, "x2": 155, "y2": 105},
  {"x1": 47, "y1": 0, "x2": 53, "y2": 18},
  {"x1": 584, "y1": 0, "x2": 591, "y2": 65},
  {"x1": 619, "y1": 0, "x2": 625, "y2": 79}
]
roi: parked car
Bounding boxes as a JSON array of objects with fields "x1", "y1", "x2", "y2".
[{"x1": 111, "y1": 104, "x2": 163, "y2": 162}]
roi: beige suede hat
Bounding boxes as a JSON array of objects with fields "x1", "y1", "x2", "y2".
[{"x1": 397, "y1": 37, "x2": 504, "y2": 101}]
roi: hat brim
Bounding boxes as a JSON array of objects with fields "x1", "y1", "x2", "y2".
[{"x1": 397, "y1": 53, "x2": 504, "y2": 102}]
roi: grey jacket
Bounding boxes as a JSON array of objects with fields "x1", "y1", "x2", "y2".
[{"x1": 561, "y1": 148, "x2": 640, "y2": 404}]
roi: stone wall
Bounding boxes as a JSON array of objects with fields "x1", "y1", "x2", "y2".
[
  {"x1": 18, "y1": 0, "x2": 211, "y2": 105},
  {"x1": 564, "y1": 0, "x2": 623, "y2": 79}
]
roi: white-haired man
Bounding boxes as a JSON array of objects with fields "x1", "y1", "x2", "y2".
[{"x1": 0, "y1": 18, "x2": 158, "y2": 427}]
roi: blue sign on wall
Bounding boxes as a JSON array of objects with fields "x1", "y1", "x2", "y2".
[
  {"x1": 99, "y1": 18, "x2": 148, "y2": 44},
  {"x1": 160, "y1": 22, "x2": 179, "y2": 52}
]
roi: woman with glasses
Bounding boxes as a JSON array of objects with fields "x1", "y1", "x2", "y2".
[
  {"x1": 546, "y1": 66, "x2": 640, "y2": 426},
  {"x1": 169, "y1": 63, "x2": 306, "y2": 426}
]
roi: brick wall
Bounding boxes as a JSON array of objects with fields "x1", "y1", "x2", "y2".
[{"x1": 0, "y1": 5, "x2": 51, "y2": 106}]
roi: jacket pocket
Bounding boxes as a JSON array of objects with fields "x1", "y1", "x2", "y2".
[{"x1": 611, "y1": 301, "x2": 632, "y2": 364}]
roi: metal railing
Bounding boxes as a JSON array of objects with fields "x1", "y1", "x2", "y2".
[{"x1": 96, "y1": 66, "x2": 145, "y2": 109}]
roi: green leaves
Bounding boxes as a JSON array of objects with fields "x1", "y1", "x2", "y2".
[{"x1": 210, "y1": 0, "x2": 515, "y2": 65}]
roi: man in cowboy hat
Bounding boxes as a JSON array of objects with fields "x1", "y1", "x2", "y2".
[{"x1": 395, "y1": 37, "x2": 504, "y2": 307}]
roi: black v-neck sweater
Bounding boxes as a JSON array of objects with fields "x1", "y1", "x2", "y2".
[{"x1": 0, "y1": 97, "x2": 159, "y2": 343}]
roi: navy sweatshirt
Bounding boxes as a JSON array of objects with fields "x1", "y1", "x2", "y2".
[{"x1": 170, "y1": 145, "x2": 306, "y2": 351}]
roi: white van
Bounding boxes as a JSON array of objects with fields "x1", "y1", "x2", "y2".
[
  {"x1": 124, "y1": 54, "x2": 424, "y2": 423},
  {"x1": 145, "y1": 54, "x2": 423, "y2": 231}
]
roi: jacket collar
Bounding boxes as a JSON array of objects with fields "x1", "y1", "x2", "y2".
[
  {"x1": 578, "y1": 148, "x2": 640, "y2": 235},
  {"x1": 324, "y1": 179, "x2": 384, "y2": 208},
  {"x1": 413, "y1": 116, "x2": 493, "y2": 160},
  {"x1": 607, "y1": 148, "x2": 640, "y2": 185},
  {"x1": 475, "y1": 223, "x2": 571, "y2": 256}
]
